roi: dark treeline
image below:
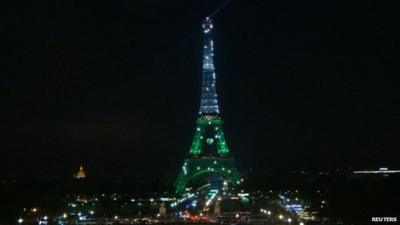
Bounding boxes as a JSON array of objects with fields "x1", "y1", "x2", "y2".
[
  {"x1": 243, "y1": 170, "x2": 400, "y2": 225},
  {"x1": 1, "y1": 172, "x2": 399, "y2": 225}
]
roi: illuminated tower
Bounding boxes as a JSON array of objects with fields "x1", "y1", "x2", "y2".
[{"x1": 174, "y1": 18, "x2": 241, "y2": 194}]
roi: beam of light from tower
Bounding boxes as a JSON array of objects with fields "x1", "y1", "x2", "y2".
[{"x1": 208, "y1": 0, "x2": 234, "y2": 18}]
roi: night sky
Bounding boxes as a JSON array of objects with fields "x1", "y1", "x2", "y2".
[{"x1": 1, "y1": 0, "x2": 399, "y2": 178}]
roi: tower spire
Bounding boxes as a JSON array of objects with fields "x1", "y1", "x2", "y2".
[{"x1": 199, "y1": 17, "x2": 220, "y2": 116}]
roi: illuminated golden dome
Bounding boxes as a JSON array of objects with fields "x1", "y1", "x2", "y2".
[{"x1": 74, "y1": 166, "x2": 86, "y2": 179}]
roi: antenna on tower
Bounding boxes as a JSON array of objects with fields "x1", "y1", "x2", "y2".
[{"x1": 208, "y1": 0, "x2": 233, "y2": 18}]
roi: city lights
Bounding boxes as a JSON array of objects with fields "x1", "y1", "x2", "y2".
[{"x1": 5, "y1": 2, "x2": 391, "y2": 225}]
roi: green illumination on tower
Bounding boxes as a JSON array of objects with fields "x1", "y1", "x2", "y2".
[
  {"x1": 189, "y1": 117, "x2": 229, "y2": 155},
  {"x1": 174, "y1": 18, "x2": 241, "y2": 194}
]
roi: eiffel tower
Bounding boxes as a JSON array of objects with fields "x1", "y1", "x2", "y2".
[{"x1": 174, "y1": 18, "x2": 241, "y2": 194}]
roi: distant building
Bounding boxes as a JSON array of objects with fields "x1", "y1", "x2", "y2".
[
  {"x1": 353, "y1": 167, "x2": 400, "y2": 175},
  {"x1": 159, "y1": 202, "x2": 167, "y2": 218},
  {"x1": 74, "y1": 166, "x2": 87, "y2": 179}
]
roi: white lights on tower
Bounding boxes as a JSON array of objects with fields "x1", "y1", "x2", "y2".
[{"x1": 199, "y1": 18, "x2": 220, "y2": 115}]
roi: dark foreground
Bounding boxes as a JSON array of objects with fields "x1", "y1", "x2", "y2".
[{"x1": 1, "y1": 171, "x2": 400, "y2": 225}]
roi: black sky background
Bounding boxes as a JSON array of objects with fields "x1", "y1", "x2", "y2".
[{"x1": 1, "y1": 0, "x2": 399, "y2": 178}]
